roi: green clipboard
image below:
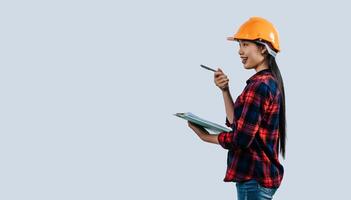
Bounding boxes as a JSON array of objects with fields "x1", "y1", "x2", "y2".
[{"x1": 174, "y1": 112, "x2": 232, "y2": 133}]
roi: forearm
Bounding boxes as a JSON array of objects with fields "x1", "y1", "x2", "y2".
[
  {"x1": 189, "y1": 122, "x2": 220, "y2": 145},
  {"x1": 222, "y1": 89, "x2": 234, "y2": 124},
  {"x1": 200, "y1": 133, "x2": 219, "y2": 144}
]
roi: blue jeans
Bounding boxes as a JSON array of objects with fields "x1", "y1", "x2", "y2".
[{"x1": 236, "y1": 180, "x2": 277, "y2": 200}]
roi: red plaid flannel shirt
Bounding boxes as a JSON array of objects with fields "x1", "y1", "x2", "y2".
[{"x1": 217, "y1": 69, "x2": 284, "y2": 188}]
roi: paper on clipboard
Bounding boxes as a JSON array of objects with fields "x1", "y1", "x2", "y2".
[{"x1": 174, "y1": 112, "x2": 232, "y2": 133}]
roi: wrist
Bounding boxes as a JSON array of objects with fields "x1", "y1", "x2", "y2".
[{"x1": 221, "y1": 88, "x2": 230, "y2": 93}]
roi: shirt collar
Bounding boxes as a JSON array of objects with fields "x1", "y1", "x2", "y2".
[{"x1": 246, "y1": 68, "x2": 272, "y2": 84}]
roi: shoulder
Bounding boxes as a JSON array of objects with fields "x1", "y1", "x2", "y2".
[
  {"x1": 246, "y1": 76, "x2": 277, "y2": 100},
  {"x1": 253, "y1": 73, "x2": 278, "y2": 94}
]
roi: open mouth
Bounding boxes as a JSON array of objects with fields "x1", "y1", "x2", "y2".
[{"x1": 241, "y1": 57, "x2": 248, "y2": 64}]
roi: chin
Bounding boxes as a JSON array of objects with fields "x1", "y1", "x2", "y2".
[{"x1": 243, "y1": 64, "x2": 253, "y2": 69}]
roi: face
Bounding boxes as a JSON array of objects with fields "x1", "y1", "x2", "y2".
[{"x1": 237, "y1": 40, "x2": 267, "y2": 69}]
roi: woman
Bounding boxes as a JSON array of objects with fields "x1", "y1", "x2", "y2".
[{"x1": 188, "y1": 17, "x2": 286, "y2": 200}]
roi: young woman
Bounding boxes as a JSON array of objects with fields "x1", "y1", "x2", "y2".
[{"x1": 187, "y1": 17, "x2": 286, "y2": 200}]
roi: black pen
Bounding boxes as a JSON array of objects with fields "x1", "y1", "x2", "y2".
[{"x1": 200, "y1": 64, "x2": 217, "y2": 72}]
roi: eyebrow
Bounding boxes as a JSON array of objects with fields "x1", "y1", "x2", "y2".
[{"x1": 239, "y1": 40, "x2": 250, "y2": 43}]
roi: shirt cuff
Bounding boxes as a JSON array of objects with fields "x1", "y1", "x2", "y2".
[{"x1": 218, "y1": 132, "x2": 233, "y2": 150}]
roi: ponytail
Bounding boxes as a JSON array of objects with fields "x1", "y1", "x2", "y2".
[{"x1": 268, "y1": 55, "x2": 286, "y2": 159}]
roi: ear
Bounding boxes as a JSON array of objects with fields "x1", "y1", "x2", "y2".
[{"x1": 260, "y1": 46, "x2": 267, "y2": 54}]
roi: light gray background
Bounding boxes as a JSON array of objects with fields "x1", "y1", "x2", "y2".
[{"x1": 1, "y1": 0, "x2": 350, "y2": 199}]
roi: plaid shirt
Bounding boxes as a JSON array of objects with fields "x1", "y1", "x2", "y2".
[{"x1": 217, "y1": 69, "x2": 284, "y2": 188}]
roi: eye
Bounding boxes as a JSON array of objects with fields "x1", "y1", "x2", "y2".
[{"x1": 239, "y1": 41, "x2": 249, "y2": 48}]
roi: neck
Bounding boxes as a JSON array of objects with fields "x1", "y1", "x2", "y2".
[{"x1": 254, "y1": 58, "x2": 269, "y2": 72}]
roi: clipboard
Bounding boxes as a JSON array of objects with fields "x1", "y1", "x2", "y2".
[{"x1": 174, "y1": 112, "x2": 232, "y2": 133}]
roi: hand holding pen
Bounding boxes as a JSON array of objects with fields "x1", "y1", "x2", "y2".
[{"x1": 201, "y1": 64, "x2": 229, "y2": 92}]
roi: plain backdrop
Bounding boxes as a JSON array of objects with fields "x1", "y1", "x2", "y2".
[{"x1": 1, "y1": 0, "x2": 351, "y2": 199}]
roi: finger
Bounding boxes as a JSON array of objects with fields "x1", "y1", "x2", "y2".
[
  {"x1": 188, "y1": 122, "x2": 193, "y2": 128},
  {"x1": 216, "y1": 75, "x2": 228, "y2": 82},
  {"x1": 215, "y1": 68, "x2": 224, "y2": 74},
  {"x1": 215, "y1": 74, "x2": 226, "y2": 80},
  {"x1": 219, "y1": 78, "x2": 229, "y2": 83},
  {"x1": 188, "y1": 121, "x2": 196, "y2": 127},
  {"x1": 218, "y1": 79, "x2": 229, "y2": 85},
  {"x1": 215, "y1": 69, "x2": 224, "y2": 76},
  {"x1": 214, "y1": 71, "x2": 223, "y2": 77},
  {"x1": 215, "y1": 79, "x2": 227, "y2": 87},
  {"x1": 215, "y1": 75, "x2": 229, "y2": 84},
  {"x1": 220, "y1": 75, "x2": 228, "y2": 80}
]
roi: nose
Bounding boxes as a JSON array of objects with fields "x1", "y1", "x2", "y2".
[{"x1": 238, "y1": 46, "x2": 244, "y2": 56}]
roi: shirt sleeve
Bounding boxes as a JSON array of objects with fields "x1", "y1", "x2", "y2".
[{"x1": 218, "y1": 82, "x2": 270, "y2": 150}]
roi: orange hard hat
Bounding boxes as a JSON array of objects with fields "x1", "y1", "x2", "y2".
[{"x1": 227, "y1": 17, "x2": 280, "y2": 53}]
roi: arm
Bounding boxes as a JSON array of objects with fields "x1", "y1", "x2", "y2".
[
  {"x1": 222, "y1": 89, "x2": 234, "y2": 125},
  {"x1": 188, "y1": 121, "x2": 219, "y2": 145},
  {"x1": 214, "y1": 68, "x2": 234, "y2": 125}
]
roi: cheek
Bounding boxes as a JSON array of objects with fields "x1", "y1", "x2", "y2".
[
  {"x1": 247, "y1": 52, "x2": 256, "y2": 61},
  {"x1": 248, "y1": 51, "x2": 262, "y2": 62}
]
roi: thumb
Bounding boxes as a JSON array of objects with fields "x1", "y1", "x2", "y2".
[{"x1": 217, "y1": 68, "x2": 223, "y2": 72}]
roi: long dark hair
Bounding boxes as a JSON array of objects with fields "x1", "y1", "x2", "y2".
[
  {"x1": 254, "y1": 41, "x2": 286, "y2": 158},
  {"x1": 255, "y1": 41, "x2": 286, "y2": 158},
  {"x1": 267, "y1": 55, "x2": 286, "y2": 159}
]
